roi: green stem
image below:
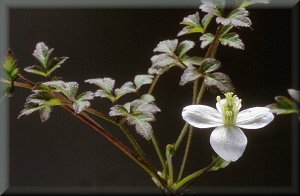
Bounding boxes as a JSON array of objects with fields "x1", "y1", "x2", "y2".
[
  {"x1": 86, "y1": 108, "x2": 152, "y2": 171},
  {"x1": 85, "y1": 108, "x2": 117, "y2": 125},
  {"x1": 167, "y1": 155, "x2": 174, "y2": 186},
  {"x1": 192, "y1": 79, "x2": 199, "y2": 103},
  {"x1": 118, "y1": 125, "x2": 161, "y2": 177},
  {"x1": 117, "y1": 125, "x2": 169, "y2": 189},
  {"x1": 151, "y1": 133, "x2": 167, "y2": 178},
  {"x1": 166, "y1": 144, "x2": 175, "y2": 187},
  {"x1": 63, "y1": 106, "x2": 162, "y2": 185},
  {"x1": 174, "y1": 24, "x2": 224, "y2": 188},
  {"x1": 176, "y1": 79, "x2": 198, "y2": 181},
  {"x1": 118, "y1": 125, "x2": 146, "y2": 159},
  {"x1": 174, "y1": 123, "x2": 189, "y2": 152},
  {"x1": 148, "y1": 74, "x2": 160, "y2": 95},
  {"x1": 205, "y1": 26, "x2": 223, "y2": 59},
  {"x1": 196, "y1": 81, "x2": 206, "y2": 104},
  {"x1": 177, "y1": 125, "x2": 194, "y2": 182},
  {"x1": 9, "y1": 77, "x2": 168, "y2": 190},
  {"x1": 172, "y1": 159, "x2": 216, "y2": 191},
  {"x1": 0, "y1": 77, "x2": 32, "y2": 89}
]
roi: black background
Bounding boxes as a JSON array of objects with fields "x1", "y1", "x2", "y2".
[{"x1": 7, "y1": 7, "x2": 295, "y2": 192}]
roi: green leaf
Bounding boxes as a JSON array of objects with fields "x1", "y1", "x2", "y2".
[
  {"x1": 202, "y1": 14, "x2": 213, "y2": 31},
  {"x1": 115, "y1": 81, "x2": 136, "y2": 99},
  {"x1": 85, "y1": 77, "x2": 116, "y2": 101},
  {"x1": 267, "y1": 96, "x2": 298, "y2": 115},
  {"x1": 3, "y1": 83, "x2": 14, "y2": 97},
  {"x1": 140, "y1": 94, "x2": 155, "y2": 103},
  {"x1": 149, "y1": 54, "x2": 175, "y2": 75},
  {"x1": 127, "y1": 113, "x2": 155, "y2": 140},
  {"x1": 130, "y1": 100, "x2": 160, "y2": 115},
  {"x1": 150, "y1": 54, "x2": 176, "y2": 68},
  {"x1": 220, "y1": 25, "x2": 234, "y2": 37},
  {"x1": 134, "y1": 74, "x2": 154, "y2": 90},
  {"x1": 200, "y1": 33, "x2": 215, "y2": 49},
  {"x1": 110, "y1": 99, "x2": 160, "y2": 140},
  {"x1": 94, "y1": 89, "x2": 115, "y2": 101},
  {"x1": 39, "y1": 107, "x2": 52, "y2": 123},
  {"x1": 180, "y1": 12, "x2": 201, "y2": 27},
  {"x1": 109, "y1": 105, "x2": 129, "y2": 117},
  {"x1": 153, "y1": 39, "x2": 178, "y2": 54},
  {"x1": 209, "y1": 155, "x2": 231, "y2": 171},
  {"x1": 46, "y1": 56, "x2": 68, "y2": 76},
  {"x1": 18, "y1": 91, "x2": 61, "y2": 122},
  {"x1": 199, "y1": 0, "x2": 225, "y2": 17},
  {"x1": 179, "y1": 68, "x2": 201, "y2": 86},
  {"x1": 177, "y1": 12, "x2": 204, "y2": 37},
  {"x1": 43, "y1": 81, "x2": 79, "y2": 100},
  {"x1": 1, "y1": 49, "x2": 19, "y2": 97},
  {"x1": 10, "y1": 67, "x2": 19, "y2": 81},
  {"x1": 178, "y1": 26, "x2": 204, "y2": 37},
  {"x1": 200, "y1": 58, "x2": 221, "y2": 73},
  {"x1": 85, "y1": 77, "x2": 115, "y2": 93},
  {"x1": 33, "y1": 42, "x2": 53, "y2": 68},
  {"x1": 2, "y1": 49, "x2": 17, "y2": 73},
  {"x1": 182, "y1": 56, "x2": 204, "y2": 67},
  {"x1": 288, "y1": 89, "x2": 300, "y2": 103},
  {"x1": 29, "y1": 42, "x2": 68, "y2": 77},
  {"x1": 177, "y1": 40, "x2": 195, "y2": 57},
  {"x1": 24, "y1": 65, "x2": 47, "y2": 77},
  {"x1": 73, "y1": 91, "x2": 94, "y2": 114},
  {"x1": 204, "y1": 72, "x2": 235, "y2": 93},
  {"x1": 216, "y1": 8, "x2": 251, "y2": 27},
  {"x1": 220, "y1": 32, "x2": 245, "y2": 50},
  {"x1": 239, "y1": 0, "x2": 270, "y2": 8}
]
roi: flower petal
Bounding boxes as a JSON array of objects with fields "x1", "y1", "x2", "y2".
[
  {"x1": 216, "y1": 97, "x2": 241, "y2": 113},
  {"x1": 236, "y1": 107, "x2": 274, "y2": 129},
  {"x1": 182, "y1": 105, "x2": 222, "y2": 128},
  {"x1": 210, "y1": 126, "x2": 247, "y2": 162}
]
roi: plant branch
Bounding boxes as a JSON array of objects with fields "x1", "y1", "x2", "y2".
[
  {"x1": 177, "y1": 124, "x2": 194, "y2": 182},
  {"x1": 176, "y1": 78, "x2": 198, "y2": 181},
  {"x1": 1, "y1": 77, "x2": 32, "y2": 89},
  {"x1": 8, "y1": 75, "x2": 168, "y2": 189},
  {"x1": 118, "y1": 124, "x2": 163, "y2": 182},
  {"x1": 196, "y1": 80, "x2": 206, "y2": 104},
  {"x1": 151, "y1": 133, "x2": 167, "y2": 178},
  {"x1": 174, "y1": 123, "x2": 189, "y2": 152},
  {"x1": 63, "y1": 105, "x2": 165, "y2": 184},
  {"x1": 85, "y1": 108, "x2": 117, "y2": 125},
  {"x1": 205, "y1": 25, "x2": 223, "y2": 59},
  {"x1": 172, "y1": 159, "x2": 216, "y2": 192},
  {"x1": 175, "y1": 25, "x2": 224, "y2": 183}
]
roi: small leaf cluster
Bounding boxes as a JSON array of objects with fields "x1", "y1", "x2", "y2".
[
  {"x1": 177, "y1": 0, "x2": 268, "y2": 51},
  {"x1": 18, "y1": 42, "x2": 95, "y2": 122},
  {"x1": 18, "y1": 90, "x2": 61, "y2": 122},
  {"x1": 43, "y1": 81, "x2": 94, "y2": 114},
  {"x1": 146, "y1": 0, "x2": 269, "y2": 94},
  {"x1": 85, "y1": 74, "x2": 153, "y2": 103},
  {"x1": 179, "y1": 58, "x2": 234, "y2": 93},
  {"x1": 148, "y1": 39, "x2": 198, "y2": 75},
  {"x1": 110, "y1": 95, "x2": 160, "y2": 140},
  {"x1": 1, "y1": 50, "x2": 19, "y2": 97},
  {"x1": 24, "y1": 42, "x2": 68, "y2": 78},
  {"x1": 177, "y1": 12, "x2": 213, "y2": 36},
  {"x1": 85, "y1": 74, "x2": 159, "y2": 140},
  {"x1": 267, "y1": 89, "x2": 299, "y2": 116},
  {"x1": 19, "y1": 80, "x2": 95, "y2": 122}
]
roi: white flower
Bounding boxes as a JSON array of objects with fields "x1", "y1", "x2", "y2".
[{"x1": 182, "y1": 92, "x2": 274, "y2": 162}]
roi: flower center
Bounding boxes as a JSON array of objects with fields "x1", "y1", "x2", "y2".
[{"x1": 217, "y1": 92, "x2": 241, "y2": 127}]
